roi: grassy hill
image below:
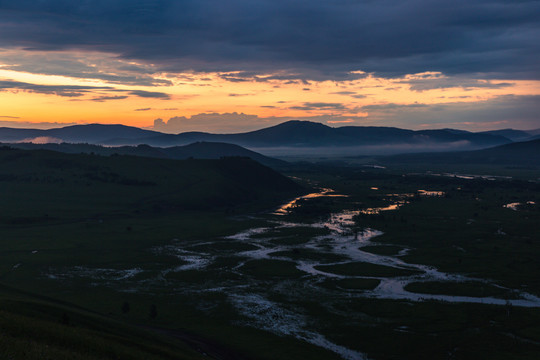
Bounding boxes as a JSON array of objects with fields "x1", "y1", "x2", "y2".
[
  {"x1": 0, "y1": 147, "x2": 302, "y2": 221},
  {"x1": 0, "y1": 147, "x2": 344, "y2": 360},
  {"x1": 0, "y1": 147, "x2": 308, "y2": 359}
]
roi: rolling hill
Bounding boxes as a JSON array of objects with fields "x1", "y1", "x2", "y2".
[
  {"x1": 6, "y1": 141, "x2": 287, "y2": 168},
  {"x1": 103, "y1": 121, "x2": 511, "y2": 149},
  {"x1": 380, "y1": 138, "x2": 540, "y2": 166},
  {"x1": 0, "y1": 147, "x2": 302, "y2": 218},
  {"x1": 0, "y1": 121, "x2": 513, "y2": 152},
  {"x1": 0, "y1": 284, "x2": 210, "y2": 360},
  {"x1": 478, "y1": 129, "x2": 533, "y2": 142},
  {"x1": 0, "y1": 124, "x2": 160, "y2": 144}
]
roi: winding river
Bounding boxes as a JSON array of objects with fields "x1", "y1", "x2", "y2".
[{"x1": 45, "y1": 188, "x2": 540, "y2": 360}]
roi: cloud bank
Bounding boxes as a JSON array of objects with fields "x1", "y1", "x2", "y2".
[
  {"x1": 0, "y1": 0, "x2": 538, "y2": 80},
  {"x1": 152, "y1": 95, "x2": 540, "y2": 133}
]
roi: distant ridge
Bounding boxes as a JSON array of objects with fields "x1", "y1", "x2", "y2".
[
  {"x1": 478, "y1": 129, "x2": 533, "y2": 142},
  {"x1": 104, "y1": 120, "x2": 510, "y2": 149},
  {"x1": 0, "y1": 124, "x2": 159, "y2": 143},
  {"x1": 381, "y1": 138, "x2": 540, "y2": 166},
  {"x1": 0, "y1": 121, "x2": 515, "y2": 153}
]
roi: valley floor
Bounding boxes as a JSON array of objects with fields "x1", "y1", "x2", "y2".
[{"x1": 2, "y1": 164, "x2": 540, "y2": 359}]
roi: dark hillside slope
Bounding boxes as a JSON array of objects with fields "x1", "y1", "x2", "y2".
[
  {"x1": 6, "y1": 141, "x2": 287, "y2": 168},
  {"x1": 0, "y1": 127, "x2": 44, "y2": 142},
  {"x1": 161, "y1": 142, "x2": 287, "y2": 167},
  {"x1": 8, "y1": 142, "x2": 169, "y2": 158},
  {"x1": 478, "y1": 129, "x2": 532, "y2": 142},
  {"x1": 0, "y1": 147, "x2": 302, "y2": 219},
  {"x1": 0, "y1": 284, "x2": 204, "y2": 360},
  {"x1": 381, "y1": 139, "x2": 540, "y2": 166}
]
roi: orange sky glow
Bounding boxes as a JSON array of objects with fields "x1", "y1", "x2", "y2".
[{"x1": 1, "y1": 50, "x2": 539, "y2": 133}]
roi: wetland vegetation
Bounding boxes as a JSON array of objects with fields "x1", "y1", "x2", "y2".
[{"x1": 1, "y1": 147, "x2": 540, "y2": 359}]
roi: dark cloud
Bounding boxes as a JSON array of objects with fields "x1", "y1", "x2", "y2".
[
  {"x1": 0, "y1": 79, "x2": 171, "y2": 99},
  {"x1": 0, "y1": 1, "x2": 537, "y2": 80},
  {"x1": 127, "y1": 90, "x2": 170, "y2": 99},
  {"x1": 0, "y1": 79, "x2": 112, "y2": 97},
  {"x1": 330, "y1": 91, "x2": 368, "y2": 99},
  {"x1": 361, "y1": 103, "x2": 430, "y2": 111},
  {"x1": 362, "y1": 95, "x2": 540, "y2": 130},
  {"x1": 91, "y1": 95, "x2": 129, "y2": 102},
  {"x1": 135, "y1": 107, "x2": 151, "y2": 111},
  {"x1": 290, "y1": 102, "x2": 347, "y2": 111},
  {"x1": 401, "y1": 75, "x2": 515, "y2": 92},
  {"x1": 0, "y1": 115, "x2": 20, "y2": 119},
  {"x1": 0, "y1": 53, "x2": 172, "y2": 86},
  {"x1": 0, "y1": 120, "x2": 78, "y2": 129}
]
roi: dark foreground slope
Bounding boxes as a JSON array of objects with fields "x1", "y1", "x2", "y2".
[
  {"x1": 0, "y1": 148, "x2": 338, "y2": 360},
  {"x1": 0, "y1": 147, "x2": 302, "y2": 220},
  {"x1": 0, "y1": 284, "x2": 212, "y2": 360}
]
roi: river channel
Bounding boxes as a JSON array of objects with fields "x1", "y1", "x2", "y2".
[{"x1": 45, "y1": 188, "x2": 540, "y2": 360}]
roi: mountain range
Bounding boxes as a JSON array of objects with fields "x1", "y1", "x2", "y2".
[
  {"x1": 102, "y1": 121, "x2": 515, "y2": 149},
  {"x1": 6, "y1": 134, "x2": 540, "y2": 172},
  {"x1": 2, "y1": 121, "x2": 537, "y2": 155}
]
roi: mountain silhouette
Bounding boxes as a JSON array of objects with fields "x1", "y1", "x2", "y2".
[
  {"x1": 0, "y1": 121, "x2": 514, "y2": 152},
  {"x1": 103, "y1": 120, "x2": 511, "y2": 149}
]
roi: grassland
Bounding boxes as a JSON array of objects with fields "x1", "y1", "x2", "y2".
[{"x1": 2, "y1": 148, "x2": 540, "y2": 359}]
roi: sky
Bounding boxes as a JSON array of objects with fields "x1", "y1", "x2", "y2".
[{"x1": 0, "y1": 0, "x2": 539, "y2": 133}]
